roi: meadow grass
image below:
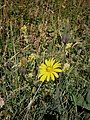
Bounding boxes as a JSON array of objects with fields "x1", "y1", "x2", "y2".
[{"x1": 0, "y1": 0, "x2": 90, "y2": 120}]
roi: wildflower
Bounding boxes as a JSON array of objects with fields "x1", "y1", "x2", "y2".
[
  {"x1": 63, "y1": 63, "x2": 70, "y2": 72},
  {"x1": 38, "y1": 58, "x2": 62, "y2": 82},
  {"x1": 19, "y1": 57, "x2": 27, "y2": 67},
  {"x1": 28, "y1": 53, "x2": 37, "y2": 62},
  {"x1": 21, "y1": 25, "x2": 27, "y2": 33},
  {"x1": 65, "y1": 43, "x2": 72, "y2": 49}
]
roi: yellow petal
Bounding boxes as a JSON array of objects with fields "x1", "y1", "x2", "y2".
[
  {"x1": 38, "y1": 73, "x2": 43, "y2": 78},
  {"x1": 53, "y1": 72, "x2": 59, "y2": 78},
  {"x1": 45, "y1": 59, "x2": 50, "y2": 66},
  {"x1": 54, "y1": 69, "x2": 62, "y2": 72},
  {"x1": 51, "y1": 73, "x2": 55, "y2": 81},
  {"x1": 39, "y1": 69, "x2": 46, "y2": 73},
  {"x1": 47, "y1": 73, "x2": 51, "y2": 81},
  {"x1": 53, "y1": 62, "x2": 61, "y2": 68},
  {"x1": 51, "y1": 58, "x2": 55, "y2": 66},
  {"x1": 39, "y1": 63, "x2": 46, "y2": 68},
  {"x1": 40, "y1": 75, "x2": 47, "y2": 82}
]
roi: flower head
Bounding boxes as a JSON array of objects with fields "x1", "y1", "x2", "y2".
[
  {"x1": 38, "y1": 58, "x2": 62, "y2": 82},
  {"x1": 28, "y1": 53, "x2": 37, "y2": 62},
  {"x1": 21, "y1": 25, "x2": 27, "y2": 33},
  {"x1": 63, "y1": 63, "x2": 70, "y2": 72},
  {"x1": 65, "y1": 43, "x2": 72, "y2": 49}
]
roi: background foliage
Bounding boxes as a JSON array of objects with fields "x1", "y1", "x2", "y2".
[{"x1": 0, "y1": 0, "x2": 90, "y2": 120}]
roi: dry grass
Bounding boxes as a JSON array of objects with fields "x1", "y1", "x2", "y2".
[{"x1": 0, "y1": 0, "x2": 90, "y2": 120}]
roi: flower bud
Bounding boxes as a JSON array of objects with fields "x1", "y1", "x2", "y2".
[{"x1": 61, "y1": 35, "x2": 68, "y2": 44}]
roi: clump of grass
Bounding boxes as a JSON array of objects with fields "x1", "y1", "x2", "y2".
[{"x1": 0, "y1": 0, "x2": 90, "y2": 120}]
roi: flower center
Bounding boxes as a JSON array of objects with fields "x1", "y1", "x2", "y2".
[{"x1": 46, "y1": 66, "x2": 53, "y2": 72}]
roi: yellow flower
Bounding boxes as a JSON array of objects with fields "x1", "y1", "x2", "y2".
[
  {"x1": 65, "y1": 43, "x2": 72, "y2": 49},
  {"x1": 38, "y1": 58, "x2": 62, "y2": 82},
  {"x1": 63, "y1": 63, "x2": 70, "y2": 72},
  {"x1": 21, "y1": 25, "x2": 27, "y2": 33},
  {"x1": 28, "y1": 53, "x2": 37, "y2": 62}
]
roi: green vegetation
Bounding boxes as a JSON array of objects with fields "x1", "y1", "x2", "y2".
[{"x1": 0, "y1": 0, "x2": 90, "y2": 120}]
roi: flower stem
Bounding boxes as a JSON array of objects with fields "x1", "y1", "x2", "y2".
[{"x1": 27, "y1": 82, "x2": 43, "y2": 110}]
